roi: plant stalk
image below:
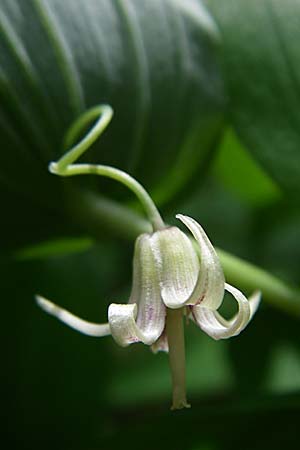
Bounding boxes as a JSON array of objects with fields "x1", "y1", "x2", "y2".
[{"x1": 166, "y1": 308, "x2": 190, "y2": 410}]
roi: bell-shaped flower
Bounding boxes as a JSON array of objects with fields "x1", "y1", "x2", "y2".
[{"x1": 36, "y1": 214, "x2": 261, "y2": 409}]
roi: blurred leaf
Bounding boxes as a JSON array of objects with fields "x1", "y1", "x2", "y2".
[
  {"x1": 266, "y1": 344, "x2": 300, "y2": 393},
  {"x1": 0, "y1": 187, "x2": 76, "y2": 252},
  {"x1": 228, "y1": 308, "x2": 277, "y2": 394},
  {"x1": 13, "y1": 236, "x2": 93, "y2": 260},
  {"x1": 174, "y1": 177, "x2": 255, "y2": 258},
  {"x1": 0, "y1": 0, "x2": 225, "y2": 248},
  {"x1": 103, "y1": 392, "x2": 300, "y2": 450},
  {"x1": 214, "y1": 129, "x2": 281, "y2": 207},
  {"x1": 229, "y1": 303, "x2": 300, "y2": 396},
  {"x1": 206, "y1": 0, "x2": 300, "y2": 199},
  {"x1": 253, "y1": 201, "x2": 300, "y2": 284}
]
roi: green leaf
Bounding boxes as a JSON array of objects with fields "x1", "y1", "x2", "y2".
[
  {"x1": 0, "y1": 0, "x2": 225, "y2": 248},
  {"x1": 214, "y1": 129, "x2": 281, "y2": 207},
  {"x1": 206, "y1": 0, "x2": 300, "y2": 199},
  {"x1": 13, "y1": 236, "x2": 94, "y2": 260}
]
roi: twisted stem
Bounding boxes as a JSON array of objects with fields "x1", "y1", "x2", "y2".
[{"x1": 51, "y1": 104, "x2": 165, "y2": 232}]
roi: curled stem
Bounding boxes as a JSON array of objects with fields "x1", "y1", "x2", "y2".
[{"x1": 52, "y1": 105, "x2": 165, "y2": 232}]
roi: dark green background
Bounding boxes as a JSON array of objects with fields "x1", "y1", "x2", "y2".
[{"x1": 1, "y1": 1, "x2": 300, "y2": 449}]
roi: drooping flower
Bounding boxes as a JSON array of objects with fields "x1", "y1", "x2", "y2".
[{"x1": 37, "y1": 213, "x2": 261, "y2": 409}]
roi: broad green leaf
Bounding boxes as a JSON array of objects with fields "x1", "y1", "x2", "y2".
[
  {"x1": 206, "y1": 0, "x2": 300, "y2": 199},
  {"x1": 0, "y1": 0, "x2": 225, "y2": 248}
]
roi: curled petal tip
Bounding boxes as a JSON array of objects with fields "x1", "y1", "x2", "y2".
[
  {"x1": 108, "y1": 303, "x2": 165, "y2": 347},
  {"x1": 249, "y1": 290, "x2": 262, "y2": 319},
  {"x1": 192, "y1": 283, "x2": 260, "y2": 340},
  {"x1": 175, "y1": 213, "x2": 225, "y2": 310},
  {"x1": 102, "y1": 104, "x2": 114, "y2": 117},
  {"x1": 48, "y1": 162, "x2": 58, "y2": 174},
  {"x1": 36, "y1": 295, "x2": 57, "y2": 314}
]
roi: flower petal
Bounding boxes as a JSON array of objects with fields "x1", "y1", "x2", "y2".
[
  {"x1": 132, "y1": 234, "x2": 166, "y2": 337},
  {"x1": 36, "y1": 295, "x2": 111, "y2": 337},
  {"x1": 108, "y1": 303, "x2": 164, "y2": 346},
  {"x1": 176, "y1": 214, "x2": 225, "y2": 309},
  {"x1": 191, "y1": 283, "x2": 261, "y2": 340},
  {"x1": 110, "y1": 233, "x2": 166, "y2": 346},
  {"x1": 154, "y1": 227, "x2": 200, "y2": 309}
]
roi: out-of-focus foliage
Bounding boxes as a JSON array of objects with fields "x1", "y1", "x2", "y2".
[
  {"x1": 2, "y1": 1, "x2": 300, "y2": 450},
  {"x1": 214, "y1": 129, "x2": 281, "y2": 207},
  {"x1": 206, "y1": 0, "x2": 300, "y2": 200}
]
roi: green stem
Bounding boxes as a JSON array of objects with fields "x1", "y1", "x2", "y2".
[
  {"x1": 55, "y1": 163, "x2": 164, "y2": 231},
  {"x1": 52, "y1": 105, "x2": 165, "y2": 232},
  {"x1": 166, "y1": 308, "x2": 190, "y2": 410}
]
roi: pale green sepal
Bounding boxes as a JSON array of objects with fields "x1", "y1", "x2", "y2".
[
  {"x1": 128, "y1": 233, "x2": 166, "y2": 338},
  {"x1": 36, "y1": 295, "x2": 111, "y2": 337},
  {"x1": 191, "y1": 283, "x2": 261, "y2": 340},
  {"x1": 176, "y1": 214, "x2": 225, "y2": 310},
  {"x1": 155, "y1": 227, "x2": 200, "y2": 309},
  {"x1": 109, "y1": 232, "x2": 166, "y2": 347}
]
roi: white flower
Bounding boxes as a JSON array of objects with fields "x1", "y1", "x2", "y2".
[{"x1": 36, "y1": 214, "x2": 261, "y2": 409}]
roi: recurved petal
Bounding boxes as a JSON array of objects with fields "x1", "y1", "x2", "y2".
[
  {"x1": 108, "y1": 303, "x2": 165, "y2": 346},
  {"x1": 176, "y1": 214, "x2": 225, "y2": 310},
  {"x1": 36, "y1": 295, "x2": 111, "y2": 337},
  {"x1": 191, "y1": 283, "x2": 261, "y2": 340},
  {"x1": 154, "y1": 227, "x2": 200, "y2": 309}
]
